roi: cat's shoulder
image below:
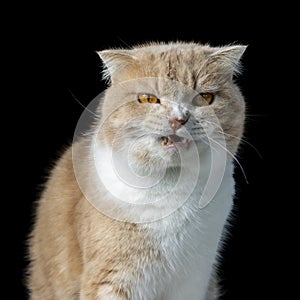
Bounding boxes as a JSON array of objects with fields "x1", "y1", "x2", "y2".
[{"x1": 45, "y1": 141, "x2": 87, "y2": 199}]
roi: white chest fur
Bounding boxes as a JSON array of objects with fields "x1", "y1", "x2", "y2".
[
  {"x1": 144, "y1": 185, "x2": 233, "y2": 300},
  {"x1": 88, "y1": 141, "x2": 235, "y2": 300}
]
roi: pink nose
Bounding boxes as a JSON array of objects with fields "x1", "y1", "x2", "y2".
[{"x1": 169, "y1": 116, "x2": 189, "y2": 132}]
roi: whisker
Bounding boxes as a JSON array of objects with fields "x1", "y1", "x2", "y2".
[
  {"x1": 207, "y1": 137, "x2": 249, "y2": 184},
  {"x1": 217, "y1": 131, "x2": 262, "y2": 159},
  {"x1": 117, "y1": 36, "x2": 133, "y2": 49},
  {"x1": 245, "y1": 113, "x2": 266, "y2": 117},
  {"x1": 199, "y1": 138, "x2": 218, "y2": 152},
  {"x1": 203, "y1": 120, "x2": 262, "y2": 159},
  {"x1": 187, "y1": 133, "x2": 218, "y2": 152},
  {"x1": 201, "y1": 119, "x2": 222, "y2": 130},
  {"x1": 67, "y1": 89, "x2": 98, "y2": 118}
]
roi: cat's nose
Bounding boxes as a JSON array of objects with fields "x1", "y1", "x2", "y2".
[{"x1": 169, "y1": 114, "x2": 189, "y2": 132}]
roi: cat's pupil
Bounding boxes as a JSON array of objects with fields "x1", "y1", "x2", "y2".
[
  {"x1": 138, "y1": 94, "x2": 160, "y2": 104},
  {"x1": 192, "y1": 93, "x2": 215, "y2": 106}
]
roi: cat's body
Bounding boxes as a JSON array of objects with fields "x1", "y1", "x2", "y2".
[{"x1": 28, "y1": 42, "x2": 246, "y2": 299}]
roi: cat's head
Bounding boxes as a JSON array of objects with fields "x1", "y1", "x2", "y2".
[{"x1": 97, "y1": 42, "x2": 246, "y2": 171}]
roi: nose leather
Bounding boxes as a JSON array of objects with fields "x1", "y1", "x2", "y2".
[{"x1": 169, "y1": 116, "x2": 189, "y2": 133}]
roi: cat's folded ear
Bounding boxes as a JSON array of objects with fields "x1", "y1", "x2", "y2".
[
  {"x1": 97, "y1": 49, "x2": 138, "y2": 84},
  {"x1": 207, "y1": 45, "x2": 248, "y2": 78}
]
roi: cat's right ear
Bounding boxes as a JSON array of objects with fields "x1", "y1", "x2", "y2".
[{"x1": 97, "y1": 50, "x2": 138, "y2": 84}]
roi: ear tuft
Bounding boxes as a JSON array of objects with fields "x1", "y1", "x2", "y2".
[
  {"x1": 97, "y1": 49, "x2": 137, "y2": 84},
  {"x1": 208, "y1": 45, "x2": 248, "y2": 76}
]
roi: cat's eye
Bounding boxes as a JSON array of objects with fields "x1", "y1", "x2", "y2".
[
  {"x1": 137, "y1": 94, "x2": 160, "y2": 104},
  {"x1": 192, "y1": 92, "x2": 215, "y2": 106}
]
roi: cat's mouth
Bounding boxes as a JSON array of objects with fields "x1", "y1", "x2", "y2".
[{"x1": 161, "y1": 134, "x2": 191, "y2": 149}]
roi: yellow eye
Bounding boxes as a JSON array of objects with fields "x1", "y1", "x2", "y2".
[
  {"x1": 192, "y1": 92, "x2": 215, "y2": 106},
  {"x1": 149, "y1": 97, "x2": 160, "y2": 104},
  {"x1": 137, "y1": 94, "x2": 160, "y2": 104}
]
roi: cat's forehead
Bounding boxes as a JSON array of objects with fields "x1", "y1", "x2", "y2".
[
  {"x1": 134, "y1": 42, "x2": 212, "y2": 55},
  {"x1": 98, "y1": 42, "x2": 246, "y2": 87},
  {"x1": 132, "y1": 43, "x2": 211, "y2": 86}
]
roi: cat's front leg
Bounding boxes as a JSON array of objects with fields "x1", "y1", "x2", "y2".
[
  {"x1": 205, "y1": 270, "x2": 219, "y2": 300},
  {"x1": 80, "y1": 271, "x2": 129, "y2": 300},
  {"x1": 80, "y1": 286, "x2": 126, "y2": 300}
]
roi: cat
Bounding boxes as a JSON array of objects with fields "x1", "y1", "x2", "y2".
[{"x1": 28, "y1": 41, "x2": 246, "y2": 300}]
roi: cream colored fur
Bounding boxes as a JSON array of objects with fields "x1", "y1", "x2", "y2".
[{"x1": 28, "y1": 42, "x2": 246, "y2": 300}]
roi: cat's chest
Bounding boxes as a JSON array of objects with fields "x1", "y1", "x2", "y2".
[
  {"x1": 143, "y1": 184, "x2": 234, "y2": 274},
  {"x1": 133, "y1": 211, "x2": 211, "y2": 299},
  {"x1": 145, "y1": 209, "x2": 206, "y2": 268}
]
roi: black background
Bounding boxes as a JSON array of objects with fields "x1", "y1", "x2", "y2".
[{"x1": 12, "y1": 6, "x2": 294, "y2": 300}]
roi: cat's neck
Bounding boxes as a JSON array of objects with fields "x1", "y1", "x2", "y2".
[{"x1": 78, "y1": 138, "x2": 234, "y2": 223}]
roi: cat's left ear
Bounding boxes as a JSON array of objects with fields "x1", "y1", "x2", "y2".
[
  {"x1": 208, "y1": 45, "x2": 248, "y2": 77},
  {"x1": 97, "y1": 49, "x2": 137, "y2": 84}
]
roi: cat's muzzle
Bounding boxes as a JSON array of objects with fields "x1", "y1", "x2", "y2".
[{"x1": 161, "y1": 134, "x2": 190, "y2": 149}]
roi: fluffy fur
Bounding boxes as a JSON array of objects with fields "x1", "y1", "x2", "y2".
[{"x1": 28, "y1": 41, "x2": 246, "y2": 299}]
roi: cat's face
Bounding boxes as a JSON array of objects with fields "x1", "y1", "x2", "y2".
[{"x1": 97, "y1": 43, "x2": 246, "y2": 170}]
